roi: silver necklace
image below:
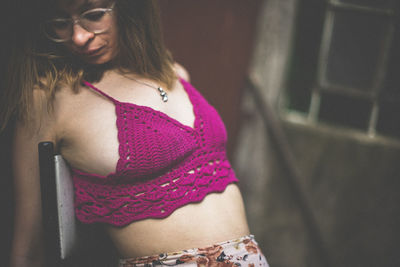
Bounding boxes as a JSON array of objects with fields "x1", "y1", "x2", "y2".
[{"x1": 125, "y1": 76, "x2": 168, "y2": 102}]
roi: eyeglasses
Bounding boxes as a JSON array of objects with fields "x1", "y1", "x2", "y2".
[{"x1": 43, "y1": 3, "x2": 115, "y2": 43}]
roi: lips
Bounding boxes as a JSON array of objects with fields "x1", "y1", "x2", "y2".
[{"x1": 78, "y1": 46, "x2": 104, "y2": 56}]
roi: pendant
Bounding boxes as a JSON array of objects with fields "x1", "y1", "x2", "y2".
[{"x1": 158, "y1": 87, "x2": 168, "y2": 102}]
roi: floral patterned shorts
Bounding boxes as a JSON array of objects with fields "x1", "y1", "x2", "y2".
[{"x1": 119, "y1": 235, "x2": 269, "y2": 267}]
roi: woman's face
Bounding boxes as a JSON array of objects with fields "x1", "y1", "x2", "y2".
[{"x1": 55, "y1": 0, "x2": 119, "y2": 65}]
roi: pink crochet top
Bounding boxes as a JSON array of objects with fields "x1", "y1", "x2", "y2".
[{"x1": 73, "y1": 79, "x2": 238, "y2": 226}]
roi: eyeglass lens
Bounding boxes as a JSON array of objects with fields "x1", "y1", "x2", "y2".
[{"x1": 44, "y1": 9, "x2": 112, "y2": 42}]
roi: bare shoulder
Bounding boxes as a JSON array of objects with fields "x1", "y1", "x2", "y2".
[
  {"x1": 26, "y1": 88, "x2": 56, "y2": 136},
  {"x1": 174, "y1": 62, "x2": 190, "y2": 82},
  {"x1": 13, "y1": 88, "x2": 55, "y2": 153}
]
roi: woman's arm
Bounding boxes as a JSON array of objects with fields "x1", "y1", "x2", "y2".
[{"x1": 9, "y1": 90, "x2": 56, "y2": 267}]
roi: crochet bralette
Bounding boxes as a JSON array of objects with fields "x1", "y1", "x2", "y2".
[{"x1": 73, "y1": 78, "x2": 238, "y2": 226}]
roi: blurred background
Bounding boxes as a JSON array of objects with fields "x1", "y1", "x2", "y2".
[{"x1": 2, "y1": 0, "x2": 400, "y2": 266}]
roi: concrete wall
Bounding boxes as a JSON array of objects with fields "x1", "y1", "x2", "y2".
[{"x1": 234, "y1": 0, "x2": 400, "y2": 266}]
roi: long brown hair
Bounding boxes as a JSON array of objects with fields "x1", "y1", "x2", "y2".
[{"x1": 0, "y1": 0, "x2": 175, "y2": 131}]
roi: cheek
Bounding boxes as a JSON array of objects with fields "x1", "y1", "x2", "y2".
[
  {"x1": 110, "y1": 21, "x2": 119, "y2": 45},
  {"x1": 110, "y1": 29, "x2": 118, "y2": 46},
  {"x1": 108, "y1": 24, "x2": 119, "y2": 54}
]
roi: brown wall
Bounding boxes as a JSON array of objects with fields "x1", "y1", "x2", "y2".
[{"x1": 159, "y1": 0, "x2": 263, "y2": 155}]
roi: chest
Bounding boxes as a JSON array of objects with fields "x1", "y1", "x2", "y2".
[{"x1": 55, "y1": 81, "x2": 227, "y2": 179}]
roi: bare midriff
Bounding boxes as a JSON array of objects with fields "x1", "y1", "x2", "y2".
[{"x1": 105, "y1": 184, "x2": 250, "y2": 258}]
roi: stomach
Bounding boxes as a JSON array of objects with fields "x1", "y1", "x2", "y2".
[{"x1": 105, "y1": 184, "x2": 250, "y2": 258}]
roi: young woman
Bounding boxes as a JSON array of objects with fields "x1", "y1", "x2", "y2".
[{"x1": 4, "y1": 0, "x2": 269, "y2": 266}]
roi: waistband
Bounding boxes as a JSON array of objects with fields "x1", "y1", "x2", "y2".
[{"x1": 119, "y1": 235, "x2": 268, "y2": 267}]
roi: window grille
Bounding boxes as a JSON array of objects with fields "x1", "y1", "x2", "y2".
[{"x1": 283, "y1": 0, "x2": 400, "y2": 139}]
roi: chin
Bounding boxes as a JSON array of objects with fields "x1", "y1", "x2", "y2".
[
  {"x1": 81, "y1": 50, "x2": 116, "y2": 66},
  {"x1": 83, "y1": 55, "x2": 112, "y2": 65},
  {"x1": 85, "y1": 58, "x2": 110, "y2": 65}
]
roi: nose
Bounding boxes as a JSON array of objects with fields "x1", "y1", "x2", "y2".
[{"x1": 71, "y1": 23, "x2": 95, "y2": 47}]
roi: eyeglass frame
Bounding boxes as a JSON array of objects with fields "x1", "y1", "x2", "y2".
[{"x1": 42, "y1": 2, "x2": 116, "y2": 43}]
